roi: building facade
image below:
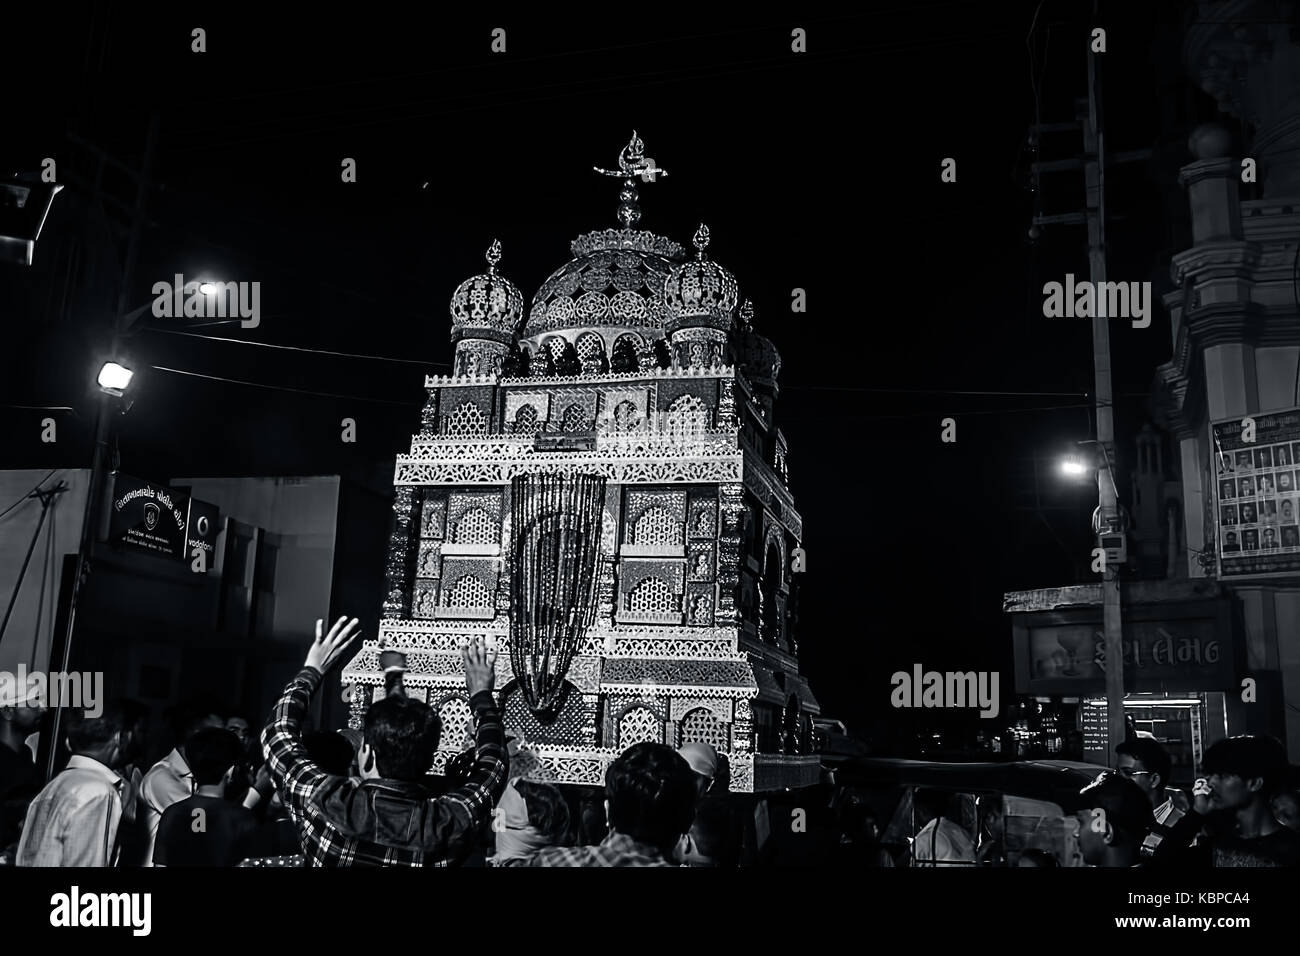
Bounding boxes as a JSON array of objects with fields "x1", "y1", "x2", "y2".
[
  {"x1": 341, "y1": 135, "x2": 820, "y2": 791},
  {"x1": 1155, "y1": 5, "x2": 1300, "y2": 759}
]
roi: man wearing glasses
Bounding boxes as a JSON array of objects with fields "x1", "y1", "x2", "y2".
[{"x1": 1115, "y1": 737, "x2": 1186, "y2": 859}]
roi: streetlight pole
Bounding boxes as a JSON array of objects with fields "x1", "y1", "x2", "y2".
[{"x1": 1084, "y1": 33, "x2": 1127, "y2": 767}]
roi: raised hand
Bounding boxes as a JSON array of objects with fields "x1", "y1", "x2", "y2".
[
  {"x1": 305, "y1": 616, "x2": 363, "y2": 674},
  {"x1": 460, "y1": 636, "x2": 498, "y2": 697}
]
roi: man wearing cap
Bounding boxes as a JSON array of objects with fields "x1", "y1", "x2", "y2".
[
  {"x1": 0, "y1": 672, "x2": 45, "y2": 864},
  {"x1": 678, "y1": 742, "x2": 719, "y2": 800}
]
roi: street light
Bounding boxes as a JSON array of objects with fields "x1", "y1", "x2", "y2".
[
  {"x1": 96, "y1": 361, "x2": 134, "y2": 396},
  {"x1": 1059, "y1": 456, "x2": 1088, "y2": 478}
]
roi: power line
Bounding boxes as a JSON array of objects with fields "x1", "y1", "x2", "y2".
[
  {"x1": 143, "y1": 327, "x2": 451, "y2": 367},
  {"x1": 148, "y1": 365, "x2": 421, "y2": 406}
]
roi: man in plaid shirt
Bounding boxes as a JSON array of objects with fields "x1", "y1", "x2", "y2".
[
  {"x1": 262, "y1": 616, "x2": 507, "y2": 866},
  {"x1": 528, "y1": 742, "x2": 697, "y2": 867}
]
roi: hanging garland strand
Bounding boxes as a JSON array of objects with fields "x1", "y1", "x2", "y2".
[{"x1": 510, "y1": 472, "x2": 606, "y2": 713}]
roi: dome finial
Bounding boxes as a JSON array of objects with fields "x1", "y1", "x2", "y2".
[
  {"x1": 593, "y1": 132, "x2": 669, "y2": 230},
  {"x1": 693, "y1": 223, "x2": 711, "y2": 258},
  {"x1": 485, "y1": 238, "x2": 502, "y2": 274}
]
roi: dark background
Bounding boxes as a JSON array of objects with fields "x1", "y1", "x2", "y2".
[{"x1": 1, "y1": 2, "x2": 1221, "y2": 745}]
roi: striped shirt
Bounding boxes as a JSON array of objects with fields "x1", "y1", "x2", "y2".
[{"x1": 262, "y1": 667, "x2": 507, "y2": 867}]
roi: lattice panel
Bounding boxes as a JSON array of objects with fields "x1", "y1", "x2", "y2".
[
  {"x1": 633, "y1": 507, "x2": 681, "y2": 546},
  {"x1": 665, "y1": 394, "x2": 709, "y2": 442},
  {"x1": 448, "y1": 491, "x2": 502, "y2": 528},
  {"x1": 513, "y1": 404, "x2": 540, "y2": 433},
  {"x1": 617, "y1": 558, "x2": 684, "y2": 593},
  {"x1": 628, "y1": 576, "x2": 676, "y2": 613},
  {"x1": 395, "y1": 453, "x2": 744, "y2": 487},
  {"x1": 437, "y1": 697, "x2": 473, "y2": 750},
  {"x1": 576, "y1": 331, "x2": 607, "y2": 372},
  {"x1": 679, "y1": 708, "x2": 730, "y2": 750},
  {"x1": 602, "y1": 658, "x2": 756, "y2": 692},
  {"x1": 443, "y1": 574, "x2": 492, "y2": 609},
  {"x1": 618, "y1": 706, "x2": 663, "y2": 748},
  {"x1": 560, "y1": 403, "x2": 588, "y2": 431},
  {"x1": 502, "y1": 683, "x2": 595, "y2": 746},
  {"x1": 443, "y1": 401, "x2": 489, "y2": 437},
  {"x1": 453, "y1": 507, "x2": 498, "y2": 545}
]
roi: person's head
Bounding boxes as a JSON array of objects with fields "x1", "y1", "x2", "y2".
[
  {"x1": 503, "y1": 779, "x2": 571, "y2": 842},
  {"x1": 677, "y1": 742, "x2": 719, "y2": 799},
  {"x1": 978, "y1": 793, "x2": 1004, "y2": 842},
  {"x1": 1202, "y1": 735, "x2": 1288, "y2": 814},
  {"x1": 675, "y1": 797, "x2": 739, "y2": 867},
  {"x1": 360, "y1": 695, "x2": 441, "y2": 782},
  {"x1": 1270, "y1": 767, "x2": 1300, "y2": 831},
  {"x1": 225, "y1": 715, "x2": 251, "y2": 747},
  {"x1": 1285, "y1": 502, "x2": 1295, "y2": 518},
  {"x1": 491, "y1": 777, "x2": 571, "y2": 862},
  {"x1": 172, "y1": 697, "x2": 225, "y2": 755},
  {"x1": 1017, "y1": 847, "x2": 1059, "y2": 868},
  {"x1": 1115, "y1": 737, "x2": 1172, "y2": 800},
  {"x1": 303, "y1": 731, "x2": 354, "y2": 776},
  {"x1": 0, "y1": 672, "x2": 46, "y2": 738},
  {"x1": 912, "y1": 788, "x2": 954, "y2": 825},
  {"x1": 186, "y1": 727, "x2": 243, "y2": 787},
  {"x1": 1075, "y1": 772, "x2": 1154, "y2": 866},
  {"x1": 66, "y1": 701, "x2": 132, "y2": 769},
  {"x1": 604, "y1": 742, "x2": 697, "y2": 856}
]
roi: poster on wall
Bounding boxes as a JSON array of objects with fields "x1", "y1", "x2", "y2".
[{"x1": 1211, "y1": 409, "x2": 1300, "y2": 579}]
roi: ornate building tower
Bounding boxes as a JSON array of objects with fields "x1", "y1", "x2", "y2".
[{"x1": 344, "y1": 133, "x2": 820, "y2": 792}]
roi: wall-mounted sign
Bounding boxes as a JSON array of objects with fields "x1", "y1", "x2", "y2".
[
  {"x1": 534, "y1": 431, "x2": 597, "y2": 452},
  {"x1": 108, "y1": 475, "x2": 219, "y2": 572},
  {"x1": 1010, "y1": 597, "x2": 1235, "y2": 695},
  {"x1": 1211, "y1": 409, "x2": 1300, "y2": 579}
]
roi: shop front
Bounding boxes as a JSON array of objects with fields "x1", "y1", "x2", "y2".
[{"x1": 1003, "y1": 580, "x2": 1250, "y2": 782}]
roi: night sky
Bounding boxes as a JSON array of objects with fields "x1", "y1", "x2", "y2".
[{"x1": 3, "y1": 2, "x2": 1216, "y2": 742}]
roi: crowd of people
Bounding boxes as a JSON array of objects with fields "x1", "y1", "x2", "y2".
[{"x1": 2, "y1": 615, "x2": 1299, "y2": 867}]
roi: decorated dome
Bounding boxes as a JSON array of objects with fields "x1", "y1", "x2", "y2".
[
  {"x1": 523, "y1": 230, "x2": 685, "y2": 340},
  {"x1": 663, "y1": 224, "x2": 739, "y2": 333},
  {"x1": 450, "y1": 239, "x2": 524, "y2": 344},
  {"x1": 735, "y1": 299, "x2": 781, "y2": 389}
]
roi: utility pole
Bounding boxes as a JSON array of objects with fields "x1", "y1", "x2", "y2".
[
  {"x1": 1031, "y1": 20, "x2": 1150, "y2": 767},
  {"x1": 1083, "y1": 33, "x2": 1127, "y2": 769},
  {"x1": 43, "y1": 115, "x2": 158, "y2": 783}
]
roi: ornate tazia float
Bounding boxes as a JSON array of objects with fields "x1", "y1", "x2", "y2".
[{"x1": 343, "y1": 133, "x2": 818, "y2": 792}]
